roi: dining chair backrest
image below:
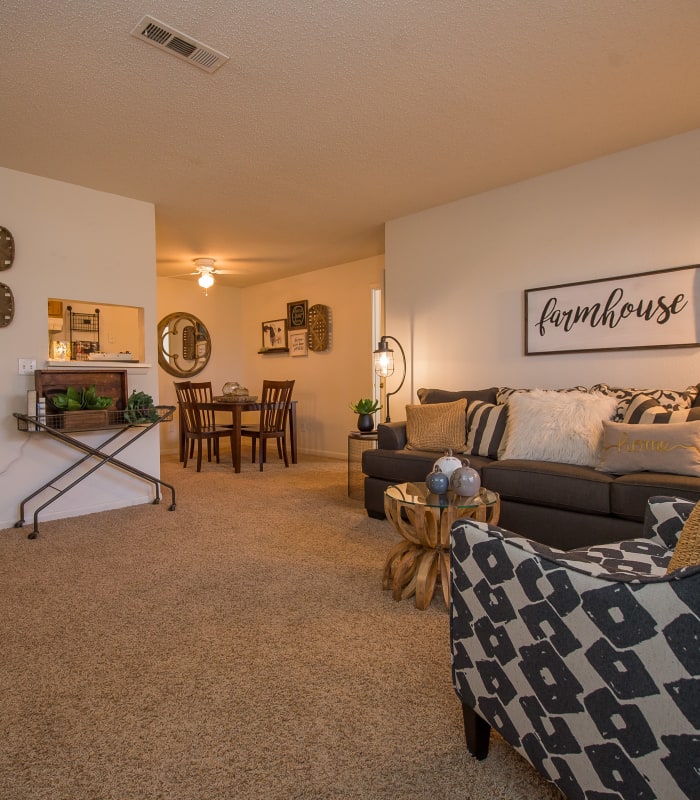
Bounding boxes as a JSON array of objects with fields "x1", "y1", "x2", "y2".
[
  {"x1": 173, "y1": 380, "x2": 232, "y2": 470},
  {"x1": 174, "y1": 381, "x2": 205, "y2": 434},
  {"x1": 189, "y1": 381, "x2": 215, "y2": 428},
  {"x1": 259, "y1": 380, "x2": 295, "y2": 434}
]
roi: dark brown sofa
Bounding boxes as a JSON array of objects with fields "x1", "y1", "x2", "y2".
[{"x1": 362, "y1": 386, "x2": 700, "y2": 549}]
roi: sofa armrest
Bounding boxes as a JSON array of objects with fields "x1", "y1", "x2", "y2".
[{"x1": 377, "y1": 421, "x2": 407, "y2": 450}]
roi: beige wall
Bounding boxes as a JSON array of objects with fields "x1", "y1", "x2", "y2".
[
  {"x1": 239, "y1": 256, "x2": 384, "y2": 458},
  {"x1": 157, "y1": 256, "x2": 384, "y2": 459},
  {"x1": 385, "y1": 129, "x2": 700, "y2": 413},
  {"x1": 0, "y1": 167, "x2": 159, "y2": 530}
]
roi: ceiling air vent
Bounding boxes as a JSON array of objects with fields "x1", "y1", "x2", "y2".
[{"x1": 130, "y1": 15, "x2": 229, "y2": 73}]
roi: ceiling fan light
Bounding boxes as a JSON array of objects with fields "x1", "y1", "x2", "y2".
[{"x1": 198, "y1": 272, "x2": 214, "y2": 289}]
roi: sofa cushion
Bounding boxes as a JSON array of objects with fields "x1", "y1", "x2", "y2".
[
  {"x1": 500, "y1": 389, "x2": 617, "y2": 467},
  {"x1": 483, "y1": 459, "x2": 613, "y2": 515},
  {"x1": 465, "y1": 400, "x2": 508, "y2": 459},
  {"x1": 405, "y1": 398, "x2": 467, "y2": 451},
  {"x1": 623, "y1": 393, "x2": 700, "y2": 424},
  {"x1": 598, "y1": 420, "x2": 700, "y2": 477},
  {"x1": 362, "y1": 448, "x2": 493, "y2": 484},
  {"x1": 417, "y1": 387, "x2": 497, "y2": 405},
  {"x1": 611, "y1": 472, "x2": 700, "y2": 521}
]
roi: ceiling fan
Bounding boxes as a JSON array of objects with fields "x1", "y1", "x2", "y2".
[{"x1": 190, "y1": 257, "x2": 234, "y2": 291}]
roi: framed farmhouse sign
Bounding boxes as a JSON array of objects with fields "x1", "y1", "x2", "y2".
[{"x1": 525, "y1": 264, "x2": 700, "y2": 355}]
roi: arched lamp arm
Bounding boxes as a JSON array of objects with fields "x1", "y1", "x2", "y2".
[{"x1": 379, "y1": 335, "x2": 406, "y2": 423}]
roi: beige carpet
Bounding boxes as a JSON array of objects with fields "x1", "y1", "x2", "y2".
[{"x1": 0, "y1": 450, "x2": 560, "y2": 800}]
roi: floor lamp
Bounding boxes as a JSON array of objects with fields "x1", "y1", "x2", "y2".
[{"x1": 373, "y1": 335, "x2": 406, "y2": 423}]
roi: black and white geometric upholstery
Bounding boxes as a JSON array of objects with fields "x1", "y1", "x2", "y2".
[{"x1": 450, "y1": 496, "x2": 700, "y2": 800}]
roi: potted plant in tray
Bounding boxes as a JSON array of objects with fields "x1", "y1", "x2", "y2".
[{"x1": 349, "y1": 398, "x2": 382, "y2": 433}]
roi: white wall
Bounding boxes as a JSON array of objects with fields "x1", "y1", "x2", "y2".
[
  {"x1": 0, "y1": 168, "x2": 160, "y2": 530},
  {"x1": 385, "y1": 129, "x2": 700, "y2": 413}
]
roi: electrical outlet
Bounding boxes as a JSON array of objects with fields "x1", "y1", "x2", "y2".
[{"x1": 18, "y1": 358, "x2": 36, "y2": 375}]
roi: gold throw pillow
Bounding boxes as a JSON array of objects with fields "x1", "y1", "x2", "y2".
[
  {"x1": 405, "y1": 398, "x2": 467, "y2": 452},
  {"x1": 667, "y1": 502, "x2": 700, "y2": 573}
]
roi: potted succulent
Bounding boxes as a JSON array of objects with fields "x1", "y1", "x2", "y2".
[{"x1": 349, "y1": 397, "x2": 382, "y2": 433}]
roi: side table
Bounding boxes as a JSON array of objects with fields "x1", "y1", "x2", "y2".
[
  {"x1": 347, "y1": 431, "x2": 378, "y2": 500},
  {"x1": 383, "y1": 482, "x2": 500, "y2": 610}
]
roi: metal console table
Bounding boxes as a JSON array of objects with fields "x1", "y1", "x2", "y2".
[{"x1": 13, "y1": 406, "x2": 177, "y2": 539}]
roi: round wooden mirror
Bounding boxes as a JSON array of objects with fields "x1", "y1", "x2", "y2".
[{"x1": 157, "y1": 312, "x2": 211, "y2": 377}]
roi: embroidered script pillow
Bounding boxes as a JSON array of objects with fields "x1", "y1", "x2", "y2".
[
  {"x1": 405, "y1": 399, "x2": 467, "y2": 452},
  {"x1": 597, "y1": 420, "x2": 700, "y2": 477}
]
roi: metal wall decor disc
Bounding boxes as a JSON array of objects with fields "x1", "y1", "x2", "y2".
[
  {"x1": 0, "y1": 227, "x2": 15, "y2": 270},
  {"x1": 0, "y1": 282, "x2": 15, "y2": 326}
]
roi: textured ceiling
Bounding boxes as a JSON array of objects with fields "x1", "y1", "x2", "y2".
[{"x1": 2, "y1": 1, "x2": 700, "y2": 287}]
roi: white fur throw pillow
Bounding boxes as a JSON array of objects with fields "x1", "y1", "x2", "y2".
[{"x1": 501, "y1": 389, "x2": 618, "y2": 466}]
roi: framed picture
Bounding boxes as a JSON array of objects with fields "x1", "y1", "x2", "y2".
[
  {"x1": 287, "y1": 299, "x2": 308, "y2": 330},
  {"x1": 72, "y1": 340, "x2": 100, "y2": 360},
  {"x1": 261, "y1": 319, "x2": 288, "y2": 351},
  {"x1": 525, "y1": 264, "x2": 700, "y2": 355},
  {"x1": 289, "y1": 329, "x2": 308, "y2": 357}
]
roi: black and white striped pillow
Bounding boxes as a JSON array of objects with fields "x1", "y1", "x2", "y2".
[
  {"x1": 592, "y1": 383, "x2": 699, "y2": 421},
  {"x1": 466, "y1": 400, "x2": 508, "y2": 459},
  {"x1": 623, "y1": 393, "x2": 700, "y2": 424}
]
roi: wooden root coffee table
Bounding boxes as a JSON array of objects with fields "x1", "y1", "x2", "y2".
[{"x1": 383, "y1": 482, "x2": 500, "y2": 610}]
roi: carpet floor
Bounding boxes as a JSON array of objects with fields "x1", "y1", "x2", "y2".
[{"x1": 0, "y1": 450, "x2": 560, "y2": 799}]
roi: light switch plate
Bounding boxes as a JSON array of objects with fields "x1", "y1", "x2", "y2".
[{"x1": 18, "y1": 358, "x2": 36, "y2": 375}]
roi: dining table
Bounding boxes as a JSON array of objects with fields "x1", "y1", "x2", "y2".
[{"x1": 179, "y1": 397, "x2": 298, "y2": 473}]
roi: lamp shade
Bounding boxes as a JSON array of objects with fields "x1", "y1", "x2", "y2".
[
  {"x1": 373, "y1": 335, "x2": 406, "y2": 423},
  {"x1": 373, "y1": 339, "x2": 395, "y2": 377}
]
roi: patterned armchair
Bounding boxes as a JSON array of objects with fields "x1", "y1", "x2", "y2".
[{"x1": 450, "y1": 496, "x2": 699, "y2": 800}]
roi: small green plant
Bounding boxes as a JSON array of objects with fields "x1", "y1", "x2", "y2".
[
  {"x1": 123, "y1": 390, "x2": 159, "y2": 423},
  {"x1": 349, "y1": 398, "x2": 382, "y2": 414},
  {"x1": 49, "y1": 385, "x2": 113, "y2": 411}
]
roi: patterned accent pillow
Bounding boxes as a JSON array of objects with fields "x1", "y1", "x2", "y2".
[
  {"x1": 405, "y1": 398, "x2": 467, "y2": 452},
  {"x1": 496, "y1": 386, "x2": 587, "y2": 404},
  {"x1": 591, "y1": 383, "x2": 699, "y2": 421},
  {"x1": 597, "y1": 420, "x2": 700, "y2": 477},
  {"x1": 465, "y1": 400, "x2": 508, "y2": 459},
  {"x1": 623, "y1": 393, "x2": 700, "y2": 424},
  {"x1": 500, "y1": 389, "x2": 617, "y2": 466},
  {"x1": 667, "y1": 501, "x2": 700, "y2": 572}
]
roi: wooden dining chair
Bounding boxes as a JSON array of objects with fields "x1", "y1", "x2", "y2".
[
  {"x1": 174, "y1": 381, "x2": 234, "y2": 471},
  {"x1": 241, "y1": 380, "x2": 295, "y2": 471}
]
